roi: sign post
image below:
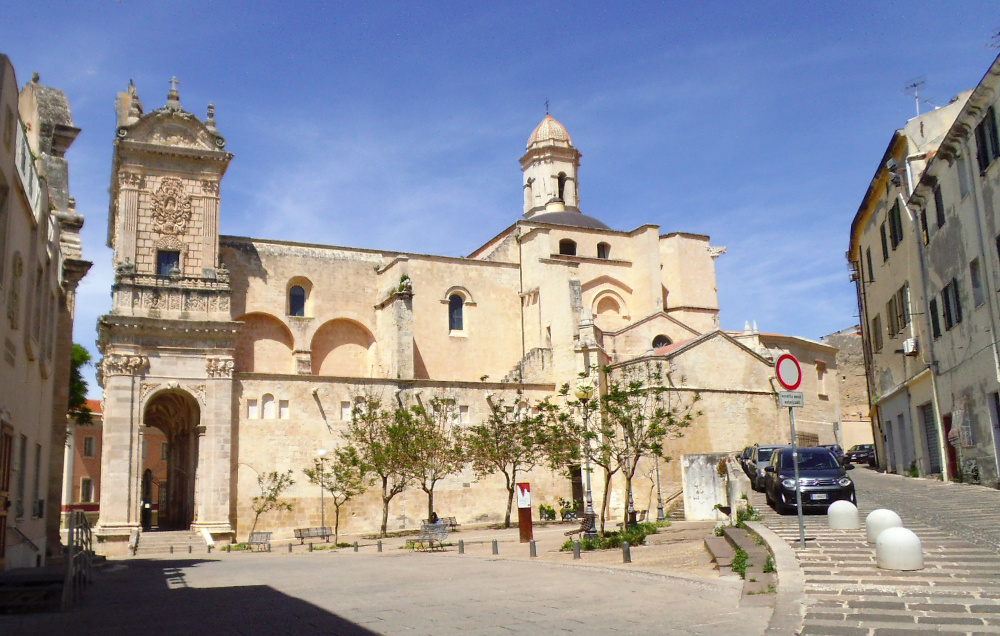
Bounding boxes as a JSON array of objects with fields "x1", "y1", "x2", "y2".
[
  {"x1": 776, "y1": 353, "x2": 807, "y2": 548},
  {"x1": 516, "y1": 482, "x2": 533, "y2": 543}
]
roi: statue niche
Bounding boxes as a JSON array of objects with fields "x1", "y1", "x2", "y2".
[{"x1": 150, "y1": 177, "x2": 193, "y2": 234}]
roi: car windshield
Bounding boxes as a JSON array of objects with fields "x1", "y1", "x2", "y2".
[
  {"x1": 758, "y1": 448, "x2": 776, "y2": 461},
  {"x1": 848, "y1": 445, "x2": 868, "y2": 452},
  {"x1": 779, "y1": 449, "x2": 840, "y2": 470}
]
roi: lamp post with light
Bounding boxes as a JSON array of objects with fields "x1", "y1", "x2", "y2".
[
  {"x1": 574, "y1": 379, "x2": 599, "y2": 541},
  {"x1": 317, "y1": 448, "x2": 327, "y2": 531}
]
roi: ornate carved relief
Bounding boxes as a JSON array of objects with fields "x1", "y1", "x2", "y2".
[
  {"x1": 185, "y1": 293, "x2": 206, "y2": 312},
  {"x1": 119, "y1": 172, "x2": 143, "y2": 188},
  {"x1": 186, "y1": 384, "x2": 207, "y2": 404},
  {"x1": 149, "y1": 177, "x2": 192, "y2": 234},
  {"x1": 140, "y1": 382, "x2": 160, "y2": 402},
  {"x1": 101, "y1": 354, "x2": 149, "y2": 377},
  {"x1": 201, "y1": 180, "x2": 219, "y2": 194},
  {"x1": 206, "y1": 356, "x2": 234, "y2": 378}
]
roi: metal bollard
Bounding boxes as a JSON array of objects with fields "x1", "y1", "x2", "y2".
[
  {"x1": 621, "y1": 541, "x2": 631, "y2": 563},
  {"x1": 188, "y1": 545, "x2": 192, "y2": 554},
  {"x1": 208, "y1": 545, "x2": 212, "y2": 554},
  {"x1": 227, "y1": 544, "x2": 231, "y2": 554},
  {"x1": 458, "y1": 539, "x2": 464, "y2": 554},
  {"x1": 309, "y1": 542, "x2": 313, "y2": 552},
  {"x1": 354, "y1": 541, "x2": 359, "y2": 552},
  {"x1": 492, "y1": 539, "x2": 498, "y2": 555},
  {"x1": 170, "y1": 546, "x2": 174, "y2": 554},
  {"x1": 377, "y1": 540, "x2": 382, "y2": 553},
  {"x1": 288, "y1": 543, "x2": 292, "y2": 553},
  {"x1": 529, "y1": 540, "x2": 537, "y2": 558},
  {"x1": 573, "y1": 540, "x2": 581, "y2": 560}
]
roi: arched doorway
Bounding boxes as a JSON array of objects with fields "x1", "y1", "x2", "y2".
[{"x1": 143, "y1": 391, "x2": 200, "y2": 530}]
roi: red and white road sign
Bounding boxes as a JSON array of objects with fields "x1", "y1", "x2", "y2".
[{"x1": 775, "y1": 354, "x2": 802, "y2": 391}]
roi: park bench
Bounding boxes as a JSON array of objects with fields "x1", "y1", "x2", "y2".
[
  {"x1": 616, "y1": 509, "x2": 649, "y2": 528},
  {"x1": 294, "y1": 527, "x2": 333, "y2": 544},
  {"x1": 564, "y1": 513, "x2": 597, "y2": 537},
  {"x1": 423, "y1": 516, "x2": 461, "y2": 530},
  {"x1": 247, "y1": 532, "x2": 272, "y2": 552},
  {"x1": 407, "y1": 523, "x2": 449, "y2": 551}
]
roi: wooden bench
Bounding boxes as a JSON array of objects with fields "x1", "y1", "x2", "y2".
[
  {"x1": 407, "y1": 524, "x2": 449, "y2": 551},
  {"x1": 564, "y1": 513, "x2": 597, "y2": 537},
  {"x1": 294, "y1": 527, "x2": 333, "y2": 544},
  {"x1": 616, "y1": 509, "x2": 649, "y2": 528},
  {"x1": 247, "y1": 532, "x2": 272, "y2": 552}
]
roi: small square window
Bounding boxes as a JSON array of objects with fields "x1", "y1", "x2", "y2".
[
  {"x1": 157, "y1": 250, "x2": 180, "y2": 277},
  {"x1": 279, "y1": 399, "x2": 290, "y2": 420},
  {"x1": 82, "y1": 436, "x2": 95, "y2": 458},
  {"x1": 80, "y1": 478, "x2": 93, "y2": 503},
  {"x1": 161, "y1": 442, "x2": 169, "y2": 461},
  {"x1": 247, "y1": 399, "x2": 259, "y2": 419},
  {"x1": 341, "y1": 401, "x2": 352, "y2": 421},
  {"x1": 971, "y1": 258, "x2": 985, "y2": 308}
]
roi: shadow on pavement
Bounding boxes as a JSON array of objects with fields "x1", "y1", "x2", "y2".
[{"x1": 0, "y1": 558, "x2": 382, "y2": 635}]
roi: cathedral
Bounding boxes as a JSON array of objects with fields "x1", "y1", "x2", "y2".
[{"x1": 94, "y1": 81, "x2": 835, "y2": 549}]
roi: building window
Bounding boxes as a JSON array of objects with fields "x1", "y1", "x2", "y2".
[
  {"x1": 247, "y1": 399, "x2": 259, "y2": 419},
  {"x1": 82, "y1": 436, "x2": 95, "y2": 458},
  {"x1": 279, "y1": 399, "x2": 290, "y2": 420},
  {"x1": 866, "y1": 247, "x2": 874, "y2": 282},
  {"x1": 15, "y1": 434, "x2": 26, "y2": 518},
  {"x1": 651, "y1": 334, "x2": 672, "y2": 349},
  {"x1": 942, "y1": 278, "x2": 963, "y2": 330},
  {"x1": 971, "y1": 258, "x2": 985, "y2": 308},
  {"x1": 958, "y1": 155, "x2": 971, "y2": 197},
  {"x1": 262, "y1": 394, "x2": 276, "y2": 419},
  {"x1": 888, "y1": 201, "x2": 903, "y2": 250},
  {"x1": 975, "y1": 105, "x2": 1000, "y2": 173},
  {"x1": 80, "y1": 478, "x2": 93, "y2": 504},
  {"x1": 886, "y1": 296, "x2": 898, "y2": 338},
  {"x1": 448, "y1": 294, "x2": 464, "y2": 331},
  {"x1": 934, "y1": 185, "x2": 945, "y2": 228},
  {"x1": 596, "y1": 242, "x2": 610, "y2": 259},
  {"x1": 157, "y1": 250, "x2": 180, "y2": 277},
  {"x1": 557, "y1": 172, "x2": 567, "y2": 201},
  {"x1": 558, "y1": 239, "x2": 577, "y2": 256},
  {"x1": 929, "y1": 298, "x2": 941, "y2": 339},
  {"x1": 341, "y1": 401, "x2": 352, "y2": 421},
  {"x1": 288, "y1": 286, "x2": 306, "y2": 317},
  {"x1": 871, "y1": 315, "x2": 883, "y2": 353},
  {"x1": 880, "y1": 223, "x2": 889, "y2": 261},
  {"x1": 895, "y1": 283, "x2": 909, "y2": 331},
  {"x1": 919, "y1": 209, "x2": 929, "y2": 245},
  {"x1": 459, "y1": 405, "x2": 470, "y2": 424}
]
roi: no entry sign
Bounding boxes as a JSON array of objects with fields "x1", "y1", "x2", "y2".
[{"x1": 775, "y1": 354, "x2": 802, "y2": 391}]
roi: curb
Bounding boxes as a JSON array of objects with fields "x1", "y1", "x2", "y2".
[{"x1": 745, "y1": 521, "x2": 804, "y2": 636}]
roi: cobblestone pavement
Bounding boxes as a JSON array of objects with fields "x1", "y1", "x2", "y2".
[
  {"x1": 0, "y1": 524, "x2": 769, "y2": 636},
  {"x1": 753, "y1": 467, "x2": 1000, "y2": 635}
]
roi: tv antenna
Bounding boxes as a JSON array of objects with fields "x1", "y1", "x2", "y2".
[{"x1": 903, "y1": 78, "x2": 935, "y2": 117}]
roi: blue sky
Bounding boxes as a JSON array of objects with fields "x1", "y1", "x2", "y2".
[{"x1": 2, "y1": 2, "x2": 998, "y2": 397}]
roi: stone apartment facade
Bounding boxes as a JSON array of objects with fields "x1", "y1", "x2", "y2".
[
  {"x1": 849, "y1": 52, "x2": 1000, "y2": 486},
  {"x1": 0, "y1": 56, "x2": 90, "y2": 570},
  {"x1": 94, "y1": 80, "x2": 841, "y2": 550}
]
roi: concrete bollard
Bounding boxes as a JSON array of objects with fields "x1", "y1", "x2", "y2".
[
  {"x1": 828, "y1": 500, "x2": 861, "y2": 530},
  {"x1": 621, "y1": 541, "x2": 631, "y2": 563},
  {"x1": 866, "y1": 509, "x2": 903, "y2": 543},
  {"x1": 377, "y1": 540, "x2": 383, "y2": 553},
  {"x1": 573, "y1": 540, "x2": 581, "y2": 560},
  {"x1": 353, "y1": 541, "x2": 359, "y2": 552},
  {"x1": 492, "y1": 539, "x2": 499, "y2": 555},
  {"x1": 529, "y1": 540, "x2": 537, "y2": 558},
  {"x1": 876, "y1": 526, "x2": 924, "y2": 571},
  {"x1": 458, "y1": 539, "x2": 464, "y2": 554}
]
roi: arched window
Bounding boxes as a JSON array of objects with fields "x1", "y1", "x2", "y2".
[
  {"x1": 652, "y1": 334, "x2": 672, "y2": 349},
  {"x1": 597, "y1": 242, "x2": 610, "y2": 259},
  {"x1": 449, "y1": 294, "x2": 464, "y2": 331},
  {"x1": 557, "y1": 172, "x2": 567, "y2": 201},
  {"x1": 288, "y1": 286, "x2": 306, "y2": 317},
  {"x1": 261, "y1": 394, "x2": 276, "y2": 419},
  {"x1": 558, "y1": 239, "x2": 577, "y2": 256}
]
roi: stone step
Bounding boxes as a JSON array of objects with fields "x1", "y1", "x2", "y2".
[{"x1": 704, "y1": 536, "x2": 735, "y2": 567}]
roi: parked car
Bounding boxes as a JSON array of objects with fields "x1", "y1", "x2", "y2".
[
  {"x1": 749, "y1": 444, "x2": 787, "y2": 490},
  {"x1": 845, "y1": 444, "x2": 875, "y2": 464},
  {"x1": 739, "y1": 446, "x2": 754, "y2": 478},
  {"x1": 820, "y1": 444, "x2": 846, "y2": 465},
  {"x1": 763, "y1": 446, "x2": 856, "y2": 514}
]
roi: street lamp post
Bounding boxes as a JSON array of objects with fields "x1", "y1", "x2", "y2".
[
  {"x1": 654, "y1": 455, "x2": 665, "y2": 521},
  {"x1": 574, "y1": 379, "x2": 599, "y2": 541},
  {"x1": 317, "y1": 448, "x2": 327, "y2": 531}
]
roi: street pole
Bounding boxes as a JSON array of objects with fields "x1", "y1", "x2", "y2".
[
  {"x1": 317, "y1": 448, "x2": 327, "y2": 531},
  {"x1": 575, "y1": 378, "x2": 599, "y2": 541},
  {"x1": 654, "y1": 456, "x2": 665, "y2": 521},
  {"x1": 789, "y1": 408, "x2": 805, "y2": 548}
]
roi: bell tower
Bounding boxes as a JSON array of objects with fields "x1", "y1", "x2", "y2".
[{"x1": 520, "y1": 114, "x2": 582, "y2": 218}]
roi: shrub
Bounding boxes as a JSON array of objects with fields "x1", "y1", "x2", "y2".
[
  {"x1": 735, "y1": 503, "x2": 762, "y2": 529},
  {"x1": 538, "y1": 504, "x2": 556, "y2": 521},
  {"x1": 558, "y1": 522, "x2": 658, "y2": 552},
  {"x1": 731, "y1": 547, "x2": 749, "y2": 579}
]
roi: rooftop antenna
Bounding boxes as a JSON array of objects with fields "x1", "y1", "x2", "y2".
[
  {"x1": 545, "y1": 98, "x2": 549, "y2": 115},
  {"x1": 903, "y1": 78, "x2": 926, "y2": 117}
]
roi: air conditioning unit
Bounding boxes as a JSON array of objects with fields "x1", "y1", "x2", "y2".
[{"x1": 902, "y1": 338, "x2": 919, "y2": 356}]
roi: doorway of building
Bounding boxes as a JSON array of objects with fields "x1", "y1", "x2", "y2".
[
  {"x1": 143, "y1": 391, "x2": 200, "y2": 530},
  {"x1": 942, "y1": 414, "x2": 959, "y2": 480},
  {"x1": 0, "y1": 423, "x2": 13, "y2": 571}
]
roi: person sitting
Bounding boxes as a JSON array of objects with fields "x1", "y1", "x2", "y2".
[{"x1": 429, "y1": 512, "x2": 440, "y2": 524}]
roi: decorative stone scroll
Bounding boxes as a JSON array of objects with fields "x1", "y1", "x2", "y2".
[
  {"x1": 149, "y1": 177, "x2": 192, "y2": 234},
  {"x1": 140, "y1": 382, "x2": 160, "y2": 402},
  {"x1": 201, "y1": 180, "x2": 219, "y2": 194},
  {"x1": 119, "y1": 172, "x2": 143, "y2": 188},
  {"x1": 707, "y1": 245, "x2": 727, "y2": 259},
  {"x1": 186, "y1": 384, "x2": 207, "y2": 404},
  {"x1": 101, "y1": 354, "x2": 149, "y2": 377},
  {"x1": 206, "y1": 356, "x2": 234, "y2": 378}
]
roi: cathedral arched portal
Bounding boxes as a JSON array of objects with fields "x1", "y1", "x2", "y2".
[{"x1": 143, "y1": 390, "x2": 200, "y2": 530}]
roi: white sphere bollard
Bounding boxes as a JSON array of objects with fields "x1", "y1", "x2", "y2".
[
  {"x1": 865, "y1": 509, "x2": 902, "y2": 543},
  {"x1": 876, "y1": 526, "x2": 924, "y2": 570},
  {"x1": 827, "y1": 500, "x2": 860, "y2": 530}
]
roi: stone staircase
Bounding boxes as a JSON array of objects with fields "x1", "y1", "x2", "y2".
[
  {"x1": 502, "y1": 347, "x2": 552, "y2": 383},
  {"x1": 134, "y1": 530, "x2": 207, "y2": 556},
  {"x1": 704, "y1": 525, "x2": 777, "y2": 602}
]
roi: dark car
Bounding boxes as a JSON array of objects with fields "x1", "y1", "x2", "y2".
[
  {"x1": 764, "y1": 447, "x2": 856, "y2": 514},
  {"x1": 820, "y1": 444, "x2": 846, "y2": 465},
  {"x1": 739, "y1": 446, "x2": 754, "y2": 478},
  {"x1": 846, "y1": 444, "x2": 875, "y2": 464},
  {"x1": 749, "y1": 444, "x2": 787, "y2": 490}
]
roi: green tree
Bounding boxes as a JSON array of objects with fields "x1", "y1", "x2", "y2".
[
  {"x1": 345, "y1": 394, "x2": 417, "y2": 537},
  {"x1": 69, "y1": 344, "x2": 92, "y2": 424},
  {"x1": 303, "y1": 446, "x2": 369, "y2": 544},
  {"x1": 406, "y1": 397, "x2": 466, "y2": 521},
  {"x1": 466, "y1": 392, "x2": 564, "y2": 528},
  {"x1": 250, "y1": 469, "x2": 295, "y2": 536}
]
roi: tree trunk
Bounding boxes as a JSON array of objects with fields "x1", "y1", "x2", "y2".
[
  {"x1": 600, "y1": 470, "x2": 613, "y2": 534},
  {"x1": 380, "y1": 476, "x2": 390, "y2": 537},
  {"x1": 334, "y1": 505, "x2": 341, "y2": 545},
  {"x1": 250, "y1": 513, "x2": 261, "y2": 537},
  {"x1": 503, "y1": 471, "x2": 516, "y2": 528},
  {"x1": 623, "y1": 471, "x2": 634, "y2": 527},
  {"x1": 426, "y1": 486, "x2": 435, "y2": 522}
]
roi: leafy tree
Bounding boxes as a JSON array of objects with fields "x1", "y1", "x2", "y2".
[
  {"x1": 69, "y1": 344, "x2": 92, "y2": 424},
  {"x1": 406, "y1": 397, "x2": 466, "y2": 521},
  {"x1": 250, "y1": 469, "x2": 295, "y2": 536},
  {"x1": 345, "y1": 394, "x2": 417, "y2": 537},
  {"x1": 303, "y1": 446, "x2": 369, "y2": 544},
  {"x1": 466, "y1": 392, "x2": 565, "y2": 528}
]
